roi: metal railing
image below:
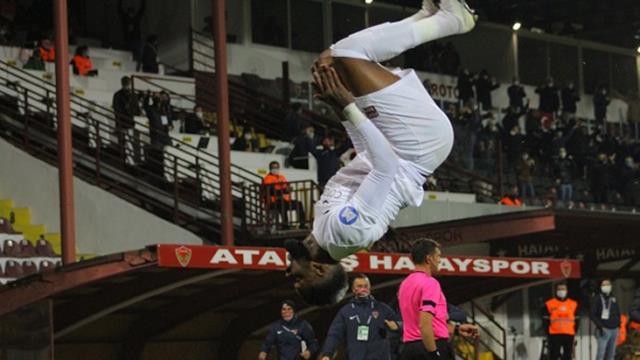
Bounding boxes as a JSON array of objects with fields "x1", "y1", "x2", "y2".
[
  {"x1": 243, "y1": 180, "x2": 320, "y2": 232},
  {"x1": 189, "y1": 29, "x2": 346, "y2": 140},
  {"x1": 468, "y1": 301, "x2": 508, "y2": 360},
  {"x1": 0, "y1": 61, "x2": 274, "y2": 241}
]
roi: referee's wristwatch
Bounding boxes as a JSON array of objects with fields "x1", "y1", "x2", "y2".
[{"x1": 427, "y1": 350, "x2": 441, "y2": 360}]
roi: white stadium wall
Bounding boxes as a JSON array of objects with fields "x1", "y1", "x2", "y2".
[{"x1": 0, "y1": 138, "x2": 202, "y2": 255}]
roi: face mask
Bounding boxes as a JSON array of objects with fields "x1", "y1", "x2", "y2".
[
  {"x1": 195, "y1": 111, "x2": 203, "y2": 119},
  {"x1": 355, "y1": 288, "x2": 370, "y2": 298},
  {"x1": 626, "y1": 160, "x2": 634, "y2": 167},
  {"x1": 560, "y1": 152, "x2": 566, "y2": 158},
  {"x1": 244, "y1": 134, "x2": 251, "y2": 140},
  {"x1": 514, "y1": 81, "x2": 520, "y2": 86},
  {"x1": 270, "y1": 168, "x2": 279, "y2": 175},
  {"x1": 556, "y1": 290, "x2": 567, "y2": 299},
  {"x1": 601, "y1": 285, "x2": 612, "y2": 295},
  {"x1": 307, "y1": 131, "x2": 314, "y2": 139},
  {"x1": 522, "y1": 154, "x2": 529, "y2": 160}
]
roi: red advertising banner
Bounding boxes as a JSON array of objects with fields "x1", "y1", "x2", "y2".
[{"x1": 157, "y1": 244, "x2": 581, "y2": 279}]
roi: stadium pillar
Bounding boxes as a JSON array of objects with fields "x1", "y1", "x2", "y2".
[
  {"x1": 213, "y1": 0, "x2": 234, "y2": 245},
  {"x1": 54, "y1": 0, "x2": 77, "y2": 264}
]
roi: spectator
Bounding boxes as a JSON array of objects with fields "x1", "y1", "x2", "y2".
[
  {"x1": 591, "y1": 152, "x2": 612, "y2": 203},
  {"x1": 141, "y1": 34, "x2": 159, "y2": 73},
  {"x1": 594, "y1": 85, "x2": 611, "y2": 130},
  {"x1": 288, "y1": 125, "x2": 316, "y2": 169},
  {"x1": 143, "y1": 91, "x2": 171, "y2": 149},
  {"x1": 536, "y1": 77, "x2": 560, "y2": 119},
  {"x1": 38, "y1": 38, "x2": 55, "y2": 63},
  {"x1": 319, "y1": 274, "x2": 402, "y2": 360},
  {"x1": 499, "y1": 185, "x2": 523, "y2": 206},
  {"x1": 516, "y1": 152, "x2": 536, "y2": 198},
  {"x1": 542, "y1": 283, "x2": 578, "y2": 360},
  {"x1": 507, "y1": 77, "x2": 526, "y2": 110},
  {"x1": 627, "y1": 92, "x2": 640, "y2": 140},
  {"x1": 560, "y1": 81, "x2": 580, "y2": 123},
  {"x1": 504, "y1": 125, "x2": 525, "y2": 169},
  {"x1": 262, "y1": 161, "x2": 306, "y2": 229},
  {"x1": 554, "y1": 148, "x2": 574, "y2": 202},
  {"x1": 23, "y1": 43, "x2": 45, "y2": 70},
  {"x1": 258, "y1": 300, "x2": 318, "y2": 360},
  {"x1": 616, "y1": 156, "x2": 637, "y2": 205},
  {"x1": 457, "y1": 68, "x2": 474, "y2": 104},
  {"x1": 440, "y1": 42, "x2": 460, "y2": 76},
  {"x1": 566, "y1": 121, "x2": 589, "y2": 179},
  {"x1": 591, "y1": 279, "x2": 620, "y2": 360},
  {"x1": 183, "y1": 105, "x2": 205, "y2": 134},
  {"x1": 456, "y1": 101, "x2": 482, "y2": 170},
  {"x1": 310, "y1": 136, "x2": 350, "y2": 188},
  {"x1": 112, "y1": 76, "x2": 140, "y2": 152},
  {"x1": 285, "y1": 103, "x2": 306, "y2": 141},
  {"x1": 474, "y1": 70, "x2": 499, "y2": 111},
  {"x1": 231, "y1": 128, "x2": 251, "y2": 151},
  {"x1": 118, "y1": 0, "x2": 145, "y2": 70},
  {"x1": 71, "y1": 45, "x2": 97, "y2": 77}
]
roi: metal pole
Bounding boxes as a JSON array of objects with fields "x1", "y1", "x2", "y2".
[
  {"x1": 213, "y1": 0, "x2": 234, "y2": 245},
  {"x1": 54, "y1": 0, "x2": 76, "y2": 264}
]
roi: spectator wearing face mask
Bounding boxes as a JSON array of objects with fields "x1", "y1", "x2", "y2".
[
  {"x1": 561, "y1": 82, "x2": 580, "y2": 123},
  {"x1": 262, "y1": 161, "x2": 306, "y2": 229},
  {"x1": 319, "y1": 274, "x2": 402, "y2": 360},
  {"x1": 536, "y1": 77, "x2": 560, "y2": 120},
  {"x1": 288, "y1": 125, "x2": 317, "y2": 169},
  {"x1": 516, "y1": 151, "x2": 536, "y2": 198},
  {"x1": 507, "y1": 77, "x2": 526, "y2": 110},
  {"x1": 184, "y1": 105, "x2": 206, "y2": 134},
  {"x1": 554, "y1": 148, "x2": 574, "y2": 202},
  {"x1": 591, "y1": 279, "x2": 620, "y2": 360},
  {"x1": 594, "y1": 85, "x2": 611, "y2": 130},
  {"x1": 542, "y1": 283, "x2": 579, "y2": 360},
  {"x1": 71, "y1": 45, "x2": 97, "y2": 77}
]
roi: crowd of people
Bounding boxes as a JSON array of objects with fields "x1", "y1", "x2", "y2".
[{"x1": 449, "y1": 70, "x2": 640, "y2": 209}]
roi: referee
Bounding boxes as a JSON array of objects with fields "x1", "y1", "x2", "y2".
[{"x1": 398, "y1": 239, "x2": 477, "y2": 360}]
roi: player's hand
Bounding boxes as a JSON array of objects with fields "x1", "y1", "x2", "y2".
[
  {"x1": 299, "y1": 350, "x2": 311, "y2": 359},
  {"x1": 384, "y1": 319, "x2": 399, "y2": 331},
  {"x1": 312, "y1": 65, "x2": 355, "y2": 109},
  {"x1": 458, "y1": 324, "x2": 480, "y2": 339}
]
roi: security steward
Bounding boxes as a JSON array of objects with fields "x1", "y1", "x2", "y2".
[
  {"x1": 543, "y1": 282, "x2": 578, "y2": 360},
  {"x1": 320, "y1": 274, "x2": 402, "y2": 360}
]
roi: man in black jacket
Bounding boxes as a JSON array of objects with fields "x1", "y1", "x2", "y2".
[
  {"x1": 561, "y1": 82, "x2": 580, "y2": 122},
  {"x1": 554, "y1": 148, "x2": 574, "y2": 202},
  {"x1": 507, "y1": 77, "x2": 526, "y2": 110},
  {"x1": 457, "y1": 68, "x2": 474, "y2": 104},
  {"x1": 259, "y1": 300, "x2": 319, "y2": 360},
  {"x1": 474, "y1": 70, "x2": 499, "y2": 111},
  {"x1": 591, "y1": 153, "x2": 612, "y2": 204},
  {"x1": 320, "y1": 274, "x2": 401, "y2": 360},
  {"x1": 536, "y1": 78, "x2": 560, "y2": 118},
  {"x1": 112, "y1": 76, "x2": 140, "y2": 158},
  {"x1": 311, "y1": 136, "x2": 351, "y2": 187},
  {"x1": 590, "y1": 279, "x2": 620, "y2": 360},
  {"x1": 594, "y1": 86, "x2": 611, "y2": 130}
]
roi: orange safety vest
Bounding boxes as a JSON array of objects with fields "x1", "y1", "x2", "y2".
[
  {"x1": 545, "y1": 298, "x2": 578, "y2": 335},
  {"x1": 39, "y1": 46, "x2": 55, "y2": 62},
  {"x1": 262, "y1": 173, "x2": 291, "y2": 202},
  {"x1": 499, "y1": 196, "x2": 523, "y2": 206},
  {"x1": 72, "y1": 55, "x2": 93, "y2": 76},
  {"x1": 617, "y1": 314, "x2": 628, "y2": 346}
]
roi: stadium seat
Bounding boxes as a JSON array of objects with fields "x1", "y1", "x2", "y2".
[
  {"x1": 0, "y1": 234, "x2": 23, "y2": 251},
  {"x1": 22, "y1": 260, "x2": 37, "y2": 275},
  {"x1": 39, "y1": 260, "x2": 56, "y2": 272},
  {"x1": 36, "y1": 238, "x2": 57, "y2": 257},
  {"x1": 4, "y1": 260, "x2": 23, "y2": 278},
  {"x1": 18, "y1": 239, "x2": 36, "y2": 258},
  {"x1": 2, "y1": 239, "x2": 20, "y2": 257}
]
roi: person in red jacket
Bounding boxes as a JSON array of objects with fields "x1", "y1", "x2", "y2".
[
  {"x1": 262, "y1": 161, "x2": 306, "y2": 229},
  {"x1": 71, "y1": 45, "x2": 98, "y2": 77},
  {"x1": 38, "y1": 38, "x2": 55, "y2": 62}
]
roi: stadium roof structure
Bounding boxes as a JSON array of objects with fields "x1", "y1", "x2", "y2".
[
  {"x1": 0, "y1": 209, "x2": 638, "y2": 358},
  {"x1": 377, "y1": 0, "x2": 640, "y2": 48}
]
